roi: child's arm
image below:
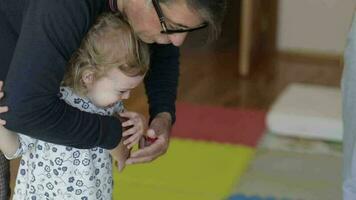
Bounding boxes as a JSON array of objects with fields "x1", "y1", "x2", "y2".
[
  {"x1": 0, "y1": 126, "x2": 20, "y2": 159},
  {"x1": 109, "y1": 113, "x2": 131, "y2": 172},
  {"x1": 110, "y1": 110, "x2": 147, "y2": 172},
  {"x1": 0, "y1": 81, "x2": 18, "y2": 158},
  {"x1": 110, "y1": 138, "x2": 130, "y2": 172},
  {"x1": 0, "y1": 126, "x2": 36, "y2": 160}
]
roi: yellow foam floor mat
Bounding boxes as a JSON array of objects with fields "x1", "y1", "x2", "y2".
[{"x1": 113, "y1": 139, "x2": 255, "y2": 200}]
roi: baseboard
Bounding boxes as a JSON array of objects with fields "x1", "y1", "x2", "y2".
[{"x1": 278, "y1": 50, "x2": 342, "y2": 65}]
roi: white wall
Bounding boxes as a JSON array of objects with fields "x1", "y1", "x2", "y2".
[{"x1": 277, "y1": 0, "x2": 355, "y2": 55}]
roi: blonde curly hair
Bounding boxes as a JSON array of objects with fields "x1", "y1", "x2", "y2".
[{"x1": 62, "y1": 12, "x2": 150, "y2": 95}]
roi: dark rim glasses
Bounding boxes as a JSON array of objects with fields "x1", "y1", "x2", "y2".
[{"x1": 152, "y1": 0, "x2": 208, "y2": 34}]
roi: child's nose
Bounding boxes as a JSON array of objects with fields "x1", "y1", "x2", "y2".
[{"x1": 121, "y1": 92, "x2": 130, "y2": 100}]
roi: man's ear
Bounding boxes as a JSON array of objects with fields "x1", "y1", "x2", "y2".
[{"x1": 82, "y1": 70, "x2": 95, "y2": 86}]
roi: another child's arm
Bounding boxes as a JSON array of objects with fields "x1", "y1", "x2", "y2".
[
  {"x1": 0, "y1": 81, "x2": 35, "y2": 159},
  {"x1": 0, "y1": 125, "x2": 20, "y2": 159},
  {"x1": 0, "y1": 126, "x2": 36, "y2": 159},
  {"x1": 0, "y1": 81, "x2": 19, "y2": 158}
]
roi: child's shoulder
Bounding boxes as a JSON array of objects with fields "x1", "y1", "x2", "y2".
[{"x1": 58, "y1": 87, "x2": 124, "y2": 116}]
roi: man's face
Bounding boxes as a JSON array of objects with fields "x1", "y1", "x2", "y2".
[{"x1": 125, "y1": 0, "x2": 205, "y2": 47}]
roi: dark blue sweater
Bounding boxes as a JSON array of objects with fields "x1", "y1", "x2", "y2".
[{"x1": 0, "y1": 0, "x2": 179, "y2": 149}]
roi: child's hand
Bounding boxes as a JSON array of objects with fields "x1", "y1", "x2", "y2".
[{"x1": 119, "y1": 111, "x2": 147, "y2": 149}]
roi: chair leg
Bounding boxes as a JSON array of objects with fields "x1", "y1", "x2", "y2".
[{"x1": 239, "y1": 0, "x2": 254, "y2": 76}]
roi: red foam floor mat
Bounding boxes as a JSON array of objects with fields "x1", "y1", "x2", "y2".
[{"x1": 172, "y1": 103, "x2": 266, "y2": 147}]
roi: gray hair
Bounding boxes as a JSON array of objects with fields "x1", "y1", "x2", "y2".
[{"x1": 158, "y1": 0, "x2": 227, "y2": 40}]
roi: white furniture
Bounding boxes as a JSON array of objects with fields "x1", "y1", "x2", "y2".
[{"x1": 267, "y1": 83, "x2": 342, "y2": 142}]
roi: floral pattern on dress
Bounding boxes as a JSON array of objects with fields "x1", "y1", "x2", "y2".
[{"x1": 12, "y1": 87, "x2": 123, "y2": 200}]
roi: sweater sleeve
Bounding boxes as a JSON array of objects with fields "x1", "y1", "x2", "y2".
[
  {"x1": 1, "y1": 1, "x2": 122, "y2": 149},
  {"x1": 144, "y1": 44, "x2": 180, "y2": 124}
]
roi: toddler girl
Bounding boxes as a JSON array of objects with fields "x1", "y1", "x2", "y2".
[{"x1": 0, "y1": 12, "x2": 149, "y2": 200}]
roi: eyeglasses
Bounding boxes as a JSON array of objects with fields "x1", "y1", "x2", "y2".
[{"x1": 152, "y1": 0, "x2": 208, "y2": 35}]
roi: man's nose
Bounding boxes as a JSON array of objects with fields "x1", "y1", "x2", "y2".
[{"x1": 168, "y1": 33, "x2": 188, "y2": 47}]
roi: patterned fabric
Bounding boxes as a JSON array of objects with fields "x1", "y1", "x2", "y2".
[
  {"x1": 10, "y1": 87, "x2": 124, "y2": 200},
  {"x1": 0, "y1": 152, "x2": 10, "y2": 200}
]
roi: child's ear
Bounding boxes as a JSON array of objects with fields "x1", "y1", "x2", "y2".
[{"x1": 82, "y1": 70, "x2": 95, "y2": 85}]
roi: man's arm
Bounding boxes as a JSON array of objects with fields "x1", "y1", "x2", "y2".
[
  {"x1": 144, "y1": 44, "x2": 179, "y2": 123},
  {"x1": 126, "y1": 43, "x2": 179, "y2": 164},
  {"x1": 1, "y1": 1, "x2": 122, "y2": 149}
]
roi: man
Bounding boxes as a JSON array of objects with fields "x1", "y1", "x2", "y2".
[{"x1": 0, "y1": 0, "x2": 226, "y2": 198}]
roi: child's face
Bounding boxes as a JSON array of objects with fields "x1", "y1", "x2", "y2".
[{"x1": 83, "y1": 67, "x2": 144, "y2": 108}]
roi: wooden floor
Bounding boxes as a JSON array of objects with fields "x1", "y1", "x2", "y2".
[{"x1": 126, "y1": 46, "x2": 343, "y2": 114}]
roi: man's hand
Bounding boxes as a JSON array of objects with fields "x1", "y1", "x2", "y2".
[{"x1": 125, "y1": 112, "x2": 172, "y2": 165}]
